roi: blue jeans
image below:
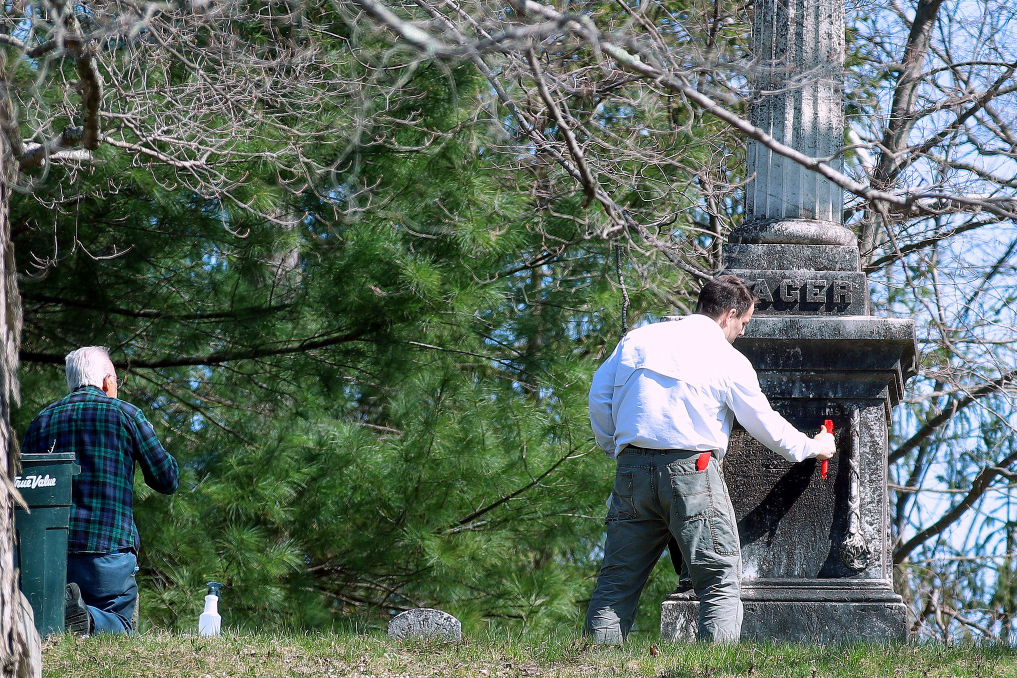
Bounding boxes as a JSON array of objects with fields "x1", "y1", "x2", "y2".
[{"x1": 67, "y1": 552, "x2": 139, "y2": 634}]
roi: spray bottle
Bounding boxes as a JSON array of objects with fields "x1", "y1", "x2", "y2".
[{"x1": 198, "y1": 581, "x2": 223, "y2": 637}]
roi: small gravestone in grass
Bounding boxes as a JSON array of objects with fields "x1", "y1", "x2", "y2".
[{"x1": 388, "y1": 608, "x2": 461, "y2": 642}]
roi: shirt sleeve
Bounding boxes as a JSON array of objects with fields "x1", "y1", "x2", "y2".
[
  {"x1": 129, "y1": 409, "x2": 179, "y2": 494},
  {"x1": 22, "y1": 417, "x2": 44, "y2": 454},
  {"x1": 726, "y1": 359, "x2": 819, "y2": 463},
  {"x1": 589, "y1": 342, "x2": 621, "y2": 455}
]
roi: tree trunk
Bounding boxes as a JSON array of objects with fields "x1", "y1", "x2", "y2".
[{"x1": 0, "y1": 127, "x2": 26, "y2": 676}]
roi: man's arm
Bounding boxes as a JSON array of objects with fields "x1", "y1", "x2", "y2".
[
  {"x1": 129, "y1": 409, "x2": 179, "y2": 494},
  {"x1": 589, "y1": 344, "x2": 621, "y2": 455},
  {"x1": 727, "y1": 363, "x2": 832, "y2": 463}
]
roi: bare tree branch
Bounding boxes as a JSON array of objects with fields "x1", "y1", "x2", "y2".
[
  {"x1": 889, "y1": 369, "x2": 1017, "y2": 465},
  {"x1": 895, "y1": 445, "x2": 1017, "y2": 563}
]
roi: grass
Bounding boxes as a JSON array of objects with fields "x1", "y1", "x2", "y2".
[{"x1": 41, "y1": 630, "x2": 1017, "y2": 678}]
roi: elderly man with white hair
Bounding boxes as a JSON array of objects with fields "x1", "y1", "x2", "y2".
[{"x1": 22, "y1": 346, "x2": 178, "y2": 635}]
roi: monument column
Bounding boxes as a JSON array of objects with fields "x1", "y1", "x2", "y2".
[
  {"x1": 660, "y1": 0, "x2": 918, "y2": 643},
  {"x1": 739, "y1": 0, "x2": 853, "y2": 247}
]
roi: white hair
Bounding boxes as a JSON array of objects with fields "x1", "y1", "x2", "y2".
[{"x1": 65, "y1": 346, "x2": 115, "y2": 391}]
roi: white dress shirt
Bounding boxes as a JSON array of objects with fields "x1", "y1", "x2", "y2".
[{"x1": 588, "y1": 314, "x2": 820, "y2": 462}]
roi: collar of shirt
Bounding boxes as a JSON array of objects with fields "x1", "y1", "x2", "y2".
[
  {"x1": 73, "y1": 385, "x2": 105, "y2": 395},
  {"x1": 682, "y1": 314, "x2": 725, "y2": 340}
]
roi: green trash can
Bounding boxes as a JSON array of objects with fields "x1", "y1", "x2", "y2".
[{"x1": 14, "y1": 452, "x2": 79, "y2": 637}]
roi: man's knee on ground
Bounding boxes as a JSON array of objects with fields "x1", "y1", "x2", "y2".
[
  {"x1": 584, "y1": 606, "x2": 628, "y2": 645},
  {"x1": 583, "y1": 617, "x2": 625, "y2": 645}
]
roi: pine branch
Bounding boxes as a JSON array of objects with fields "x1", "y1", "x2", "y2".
[
  {"x1": 22, "y1": 292, "x2": 293, "y2": 321},
  {"x1": 448, "y1": 448, "x2": 585, "y2": 532},
  {"x1": 20, "y1": 322, "x2": 387, "y2": 368}
]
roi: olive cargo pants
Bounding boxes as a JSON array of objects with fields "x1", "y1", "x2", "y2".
[{"x1": 584, "y1": 448, "x2": 743, "y2": 643}]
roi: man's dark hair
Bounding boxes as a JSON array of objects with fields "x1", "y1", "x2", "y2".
[{"x1": 695, "y1": 275, "x2": 758, "y2": 319}]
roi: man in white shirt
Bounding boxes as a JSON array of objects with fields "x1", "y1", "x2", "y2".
[{"x1": 585, "y1": 275, "x2": 836, "y2": 643}]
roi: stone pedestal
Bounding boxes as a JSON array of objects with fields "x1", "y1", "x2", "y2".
[{"x1": 662, "y1": 231, "x2": 916, "y2": 643}]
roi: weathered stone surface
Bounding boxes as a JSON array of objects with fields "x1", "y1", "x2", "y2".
[
  {"x1": 660, "y1": 593, "x2": 698, "y2": 642},
  {"x1": 664, "y1": 317, "x2": 918, "y2": 405},
  {"x1": 723, "y1": 244, "x2": 860, "y2": 272},
  {"x1": 662, "y1": 599, "x2": 907, "y2": 643},
  {"x1": 744, "y1": 0, "x2": 846, "y2": 225},
  {"x1": 729, "y1": 220, "x2": 856, "y2": 246},
  {"x1": 658, "y1": 319, "x2": 916, "y2": 643},
  {"x1": 737, "y1": 316, "x2": 918, "y2": 409},
  {"x1": 741, "y1": 316, "x2": 917, "y2": 345},
  {"x1": 726, "y1": 270, "x2": 868, "y2": 316},
  {"x1": 726, "y1": 405, "x2": 889, "y2": 581},
  {"x1": 388, "y1": 608, "x2": 461, "y2": 642}
]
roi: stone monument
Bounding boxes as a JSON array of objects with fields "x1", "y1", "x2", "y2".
[{"x1": 659, "y1": 0, "x2": 918, "y2": 643}]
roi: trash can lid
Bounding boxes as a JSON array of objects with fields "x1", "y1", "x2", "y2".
[{"x1": 21, "y1": 452, "x2": 76, "y2": 463}]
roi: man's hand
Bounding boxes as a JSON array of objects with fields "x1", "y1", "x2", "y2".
[{"x1": 813, "y1": 429, "x2": 835, "y2": 460}]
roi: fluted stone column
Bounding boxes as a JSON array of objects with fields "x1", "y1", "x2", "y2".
[
  {"x1": 737, "y1": 0, "x2": 853, "y2": 247},
  {"x1": 660, "y1": 0, "x2": 918, "y2": 644}
]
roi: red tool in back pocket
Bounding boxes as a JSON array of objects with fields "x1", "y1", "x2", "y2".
[
  {"x1": 697, "y1": 452, "x2": 711, "y2": 471},
  {"x1": 821, "y1": 420, "x2": 833, "y2": 479}
]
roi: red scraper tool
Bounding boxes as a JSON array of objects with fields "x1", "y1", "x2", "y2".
[{"x1": 821, "y1": 419, "x2": 833, "y2": 479}]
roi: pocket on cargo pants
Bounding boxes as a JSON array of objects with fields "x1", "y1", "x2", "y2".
[
  {"x1": 669, "y1": 458, "x2": 741, "y2": 557},
  {"x1": 708, "y1": 470, "x2": 740, "y2": 557},
  {"x1": 668, "y1": 461, "x2": 711, "y2": 519},
  {"x1": 606, "y1": 470, "x2": 637, "y2": 521}
]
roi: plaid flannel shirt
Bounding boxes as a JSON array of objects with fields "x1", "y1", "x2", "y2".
[{"x1": 22, "y1": 386, "x2": 178, "y2": 554}]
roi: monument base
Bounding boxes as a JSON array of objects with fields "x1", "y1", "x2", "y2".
[{"x1": 660, "y1": 580, "x2": 909, "y2": 643}]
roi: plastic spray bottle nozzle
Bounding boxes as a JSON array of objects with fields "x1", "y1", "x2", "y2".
[{"x1": 205, "y1": 581, "x2": 223, "y2": 597}]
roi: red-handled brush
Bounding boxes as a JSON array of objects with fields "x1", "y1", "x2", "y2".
[{"x1": 821, "y1": 419, "x2": 833, "y2": 479}]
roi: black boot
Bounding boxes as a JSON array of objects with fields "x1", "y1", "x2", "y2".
[
  {"x1": 64, "y1": 583, "x2": 92, "y2": 636},
  {"x1": 672, "y1": 578, "x2": 696, "y2": 595}
]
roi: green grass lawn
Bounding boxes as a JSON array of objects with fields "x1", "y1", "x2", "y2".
[{"x1": 41, "y1": 631, "x2": 1017, "y2": 678}]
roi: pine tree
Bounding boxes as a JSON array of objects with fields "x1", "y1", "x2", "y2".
[{"x1": 13, "y1": 53, "x2": 701, "y2": 633}]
